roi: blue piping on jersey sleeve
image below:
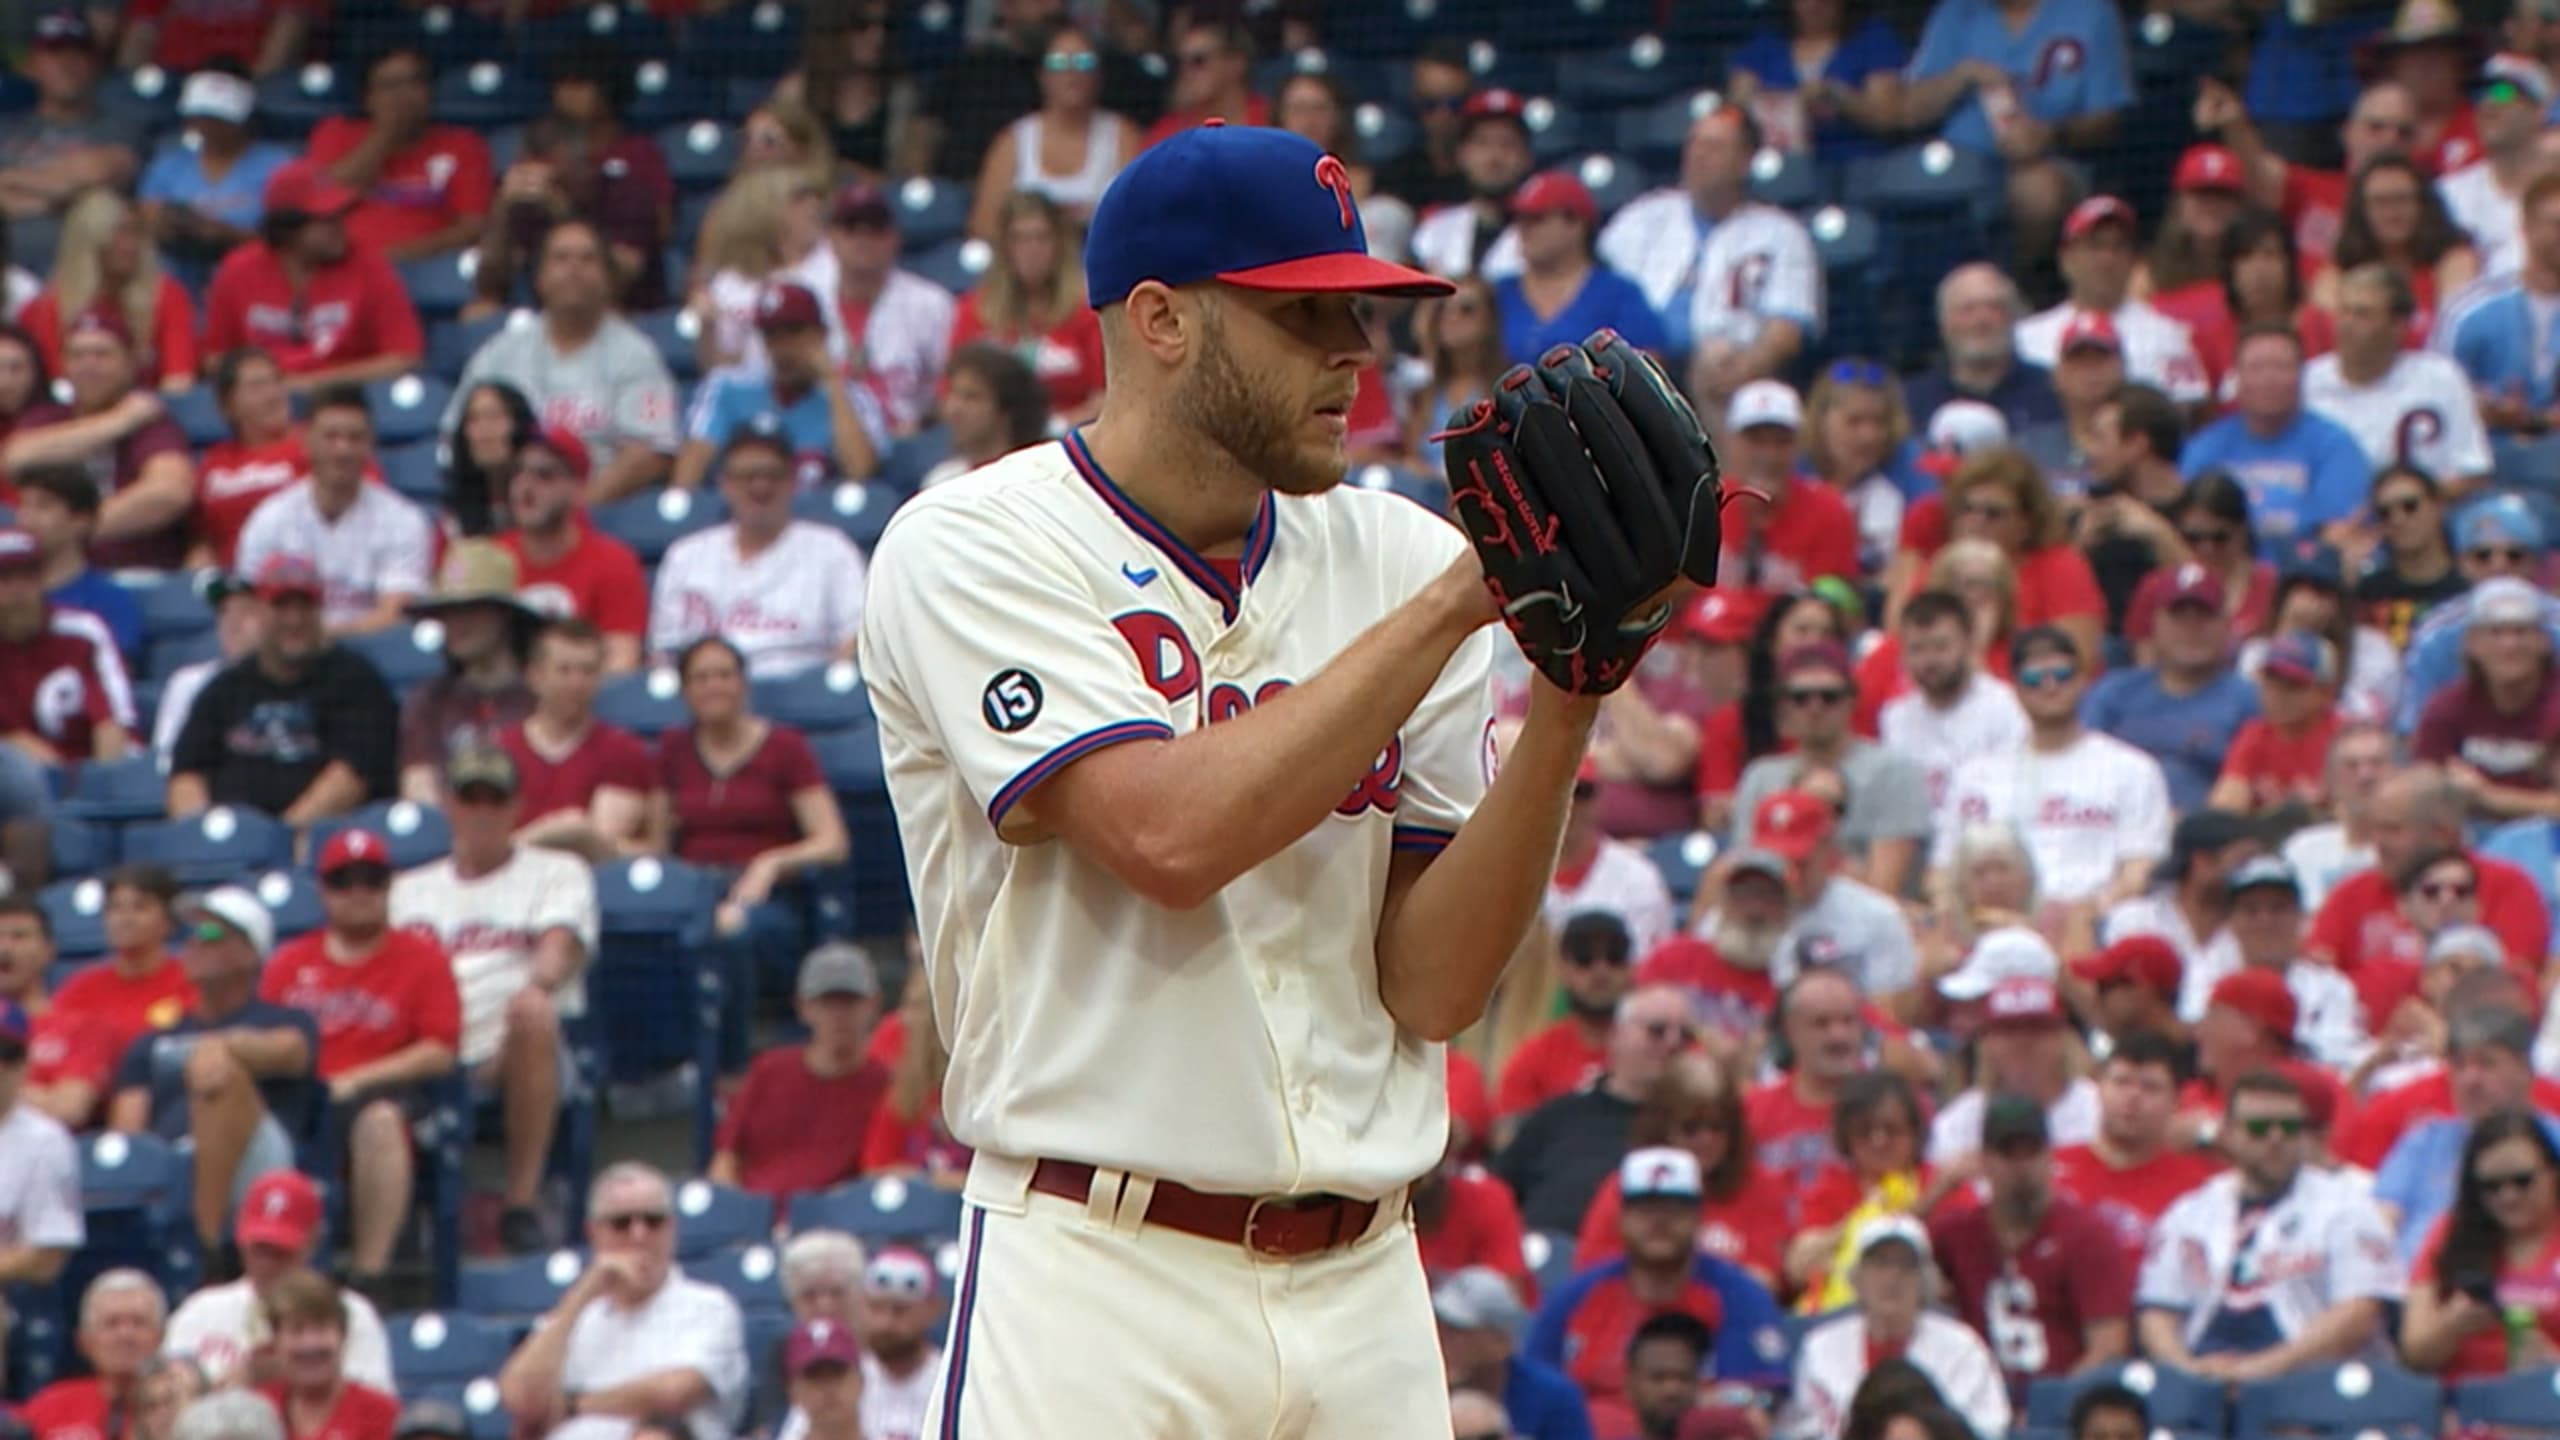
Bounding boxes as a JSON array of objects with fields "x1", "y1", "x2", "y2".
[
  {"x1": 1391, "y1": 824, "x2": 1458, "y2": 854},
  {"x1": 985, "y1": 720, "x2": 1177, "y2": 827}
]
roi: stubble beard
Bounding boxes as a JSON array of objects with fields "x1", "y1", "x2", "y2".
[{"x1": 1173, "y1": 326, "x2": 1345, "y2": 497}]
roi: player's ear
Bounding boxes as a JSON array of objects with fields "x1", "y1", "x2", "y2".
[{"x1": 1113, "y1": 281, "x2": 1200, "y2": 368}]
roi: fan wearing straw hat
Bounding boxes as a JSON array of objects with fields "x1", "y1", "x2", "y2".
[{"x1": 395, "y1": 540, "x2": 539, "y2": 806}]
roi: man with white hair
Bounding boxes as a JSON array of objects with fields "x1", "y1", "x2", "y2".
[
  {"x1": 171, "y1": 1389, "x2": 287, "y2": 1440},
  {"x1": 1903, "y1": 263, "x2": 2065, "y2": 435},
  {"x1": 496, "y1": 1162, "x2": 747, "y2": 1440},
  {"x1": 777, "y1": 1227, "x2": 865, "y2": 1327},
  {"x1": 25, "y1": 1268, "x2": 167, "y2": 1439}
]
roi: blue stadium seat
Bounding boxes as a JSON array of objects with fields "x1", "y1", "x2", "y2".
[
  {"x1": 1523, "y1": 1228, "x2": 1576, "y2": 1299},
  {"x1": 413, "y1": 4, "x2": 508, "y2": 73},
  {"x1": 625, "y1": 60, "x2": 718, "y2": 132},
  {"x1": 124, "y1": 807, "x2": 292, "y2": 886},
  {"x1": 428, "y1": 312, "x2": 511, "y2": 380},
  {"x1": 691, "y1": 1243, "x2": 787, "y2": 1316},
  {"x1": 366, "y1": 374, "x2": 456, "y2": 447},
  {"x1": 458, "y1": 1249, "x2": 588, "y2": 1323},
  {"x1": 1495, "y1": 0, "x2": 1654, "y2": 52},
  {"x1": 38, "y1": 878, "x2": 110, "y2": 964},
  {"x1": 387, "y1": 1311, "x2": 518, "y2": 1389},
  {"x1": 876, "y1": 428, "x2": 952, "y2": 494},
  {"x1": 631, "y1": 308, "x2": 703, "y2": 385},
  {"x1": 2231, "y1": 1364, "x2": 2441, "y2": 1440},
  {"x1": 1524, "y1": 100, "x2": 1592, "y2": 165},
  {"x1": 248, "y1": 868, "x2": 327, "y2": 940},
  {"x1": 1553, "y1": 39, "x2": 1691, "y2": 112},
  {"x1": 789, "y1": 482, "x2": 900, "y2": 555},
  {"x1": 661, "y1": 121, "x2": 742, "y2": 193},
  {"x1": 785, "y1": 1177, "x2": 965, "y2": 1247},
  {"x1": 719, "y1": 75, "x2": 776, "y2": 126},
  {"x1": 1808, "y1": 205, "x2": 1886, "y2": 362},
  {"x1": 750, "y1": 661, "x2": 871, "y2": 736},
  {"x1": 50, "y1": 819, "x2": 110, "y2": 878},
  {"x1": 891, "y1": 178, "x2": 970, "y2": 251},
  {"x1": 77, "y1": 1132, "x2": 197, "y2": 1297},
  {"x1": 101, "y1": 67, "x2": 182, "y2": 134},
  {"x1": 1846, "y1": 141, "x2": 1999, "y2": 220},
  {"x1": 255, "y1": 63, "x2": 351, "y2": 137},
  {"x1": 1645, "y1": 830, "x2": 1718, "y2": 912},
  {"x1": 592, "y1": 485, "x2": 727, "y2": 563},
  {"x1": 400, "y1": 255, "x2": 478, "y2": 320},
  {"x1": 1747, "y1": 146, "x2": 1821, "y2": 213},
  {"x1": 2027, "y1": 1362, "x2": 2230, "y2": 1433},
  {"x1": 810, "y1": 721, "x2": 885, "y2": 801},
  {"x1": 146, "y1": 631, "x2": 221, "y2": 685},
  {"x1": 434, "y1": 60, "x2": 543, "y2": 129},
  {"x1": 379, "y1": 440, "x2": 446, "y2": 508},
  {"x1": 310, "y1": 800, "x2": 454, "y2": 872},
  {"x1": 132, "y1": 570, "x2": 218, "y2": 643},
  {"x1": 671, "y1": 1178, "x2": 776, "y2": 1259},
  {"x1": 164, "y1": 386, "x2": 230, "y2": 449},
  {"x1": 1571, "y1": 152, "x2": 1650, "y2": 220},
  {"x1": 340, "y1": 622, "x2": 449, "y2": 697},
  {"x1": 693, "y1": 0, "x2": 805, "y2": 76},
  {"x1": 591, "y1": 857, "x2": 720, "y2": 1083},
  {"x1": 906, "y1": 239, "x2": 990, "y2": 297},
  {"x1": 59, "y1": 754, "x2": 174, "y2": 825},
  {"x1": 1619, "y1": 90, "x2": 1717, "y2": 170},
  {"x1": 516, "y1": 3, "x2": 671, "y2": 70},
  {"x1": 593, "y1": 666, "x2": 689, "y2": 739},
  {"x1": 2451, "y1": 1370, "x2": 2560, "y2": 1436},
  {"x1": 1349, "y1": 101, "x2": 1417, "y2": 168}
]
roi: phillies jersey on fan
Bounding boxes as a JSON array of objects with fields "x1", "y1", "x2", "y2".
[
  {"x1": 1880, "y1": 671, "x2": 2030, "y2": 819},
  {"x1": 2137, "y1": 1165, "x2": 2405, "y2": 1358},
  {"x1": 1410, "y1": 207, "x2": 1522, "y2": 281},
  {"x1": 389, "y1": 846, "x2": 597, "y2": 1067},
  {"x1": 859, "y1": 433, "x2": 1495, "y2": 1199},
  {"x1": 0, "y1": 607, "x2": 136, "y2": 756},
  {"x1": 2302, "y1": 350, "x2": 2493, "y2": 482},
  {"x1": 647, "y1": 521, "x2": 868, "y2": 679},
  {"x1": 1597, "y1": 192, "x2": 1824, "y2": 354},
  {"x1": 1933, "y1": 732, "x2": 2172, "y2": 903},
  {"x1": 2014, "y1": 300, "x2": 2209, "y2": 404}
]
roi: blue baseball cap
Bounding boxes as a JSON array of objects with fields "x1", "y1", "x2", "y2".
[
  {"x1": 2458, "y1": 493, "x2": 2546, "y2": 552},
  {"x1": 1084, "y1": 125, "x2": 1454, "y2": 307}
]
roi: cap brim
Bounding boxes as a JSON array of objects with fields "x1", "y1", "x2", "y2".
[
  {"x1": 236, "y1": 1217, "x2": 312, "y2": 1249},
  {"x1": 1937, "y1": 971, "x2": 1994, "y2": 1000},
  {"x1": 255, "y1": 584, "x2": 322, "y2": 602},
  {"x1": 1218, "y1": 254, "x2": 1455, "y2": 298}
]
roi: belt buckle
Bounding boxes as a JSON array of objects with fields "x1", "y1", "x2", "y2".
[{"x1": 1243, "y1": 1196, "x2": 1287, "y2": 1258}]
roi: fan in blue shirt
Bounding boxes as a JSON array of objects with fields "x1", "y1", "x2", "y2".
[
  {"x1": 1493, "y1": 172, "x2": 1668, "y2": 368},
  {"x1": 2082, "y1": 563, "x2": 2261, "y2": 811},
  {"x1": 1905, "y1": 0, "x2": 2135, "y2": 157},
  {"x1": 2180, "y1": 327, "x2": 2371, "y2": 557}
]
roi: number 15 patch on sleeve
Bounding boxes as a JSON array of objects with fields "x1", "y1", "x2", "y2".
[{"x1": 982, "y1": 669, "x2": 1046, "y2": 733}]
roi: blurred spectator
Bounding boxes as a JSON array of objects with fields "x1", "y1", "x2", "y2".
[
  {"x1": 1745, "y1": 968, "x2": 1866, "y2": 1197},
  {"x1": 1736, "y1": 647, "x2": 1930, "y2": 894},
  {"x1": 174, "y1": 1391, "x2": 285, "y2": 1440},
  {"x1": 1274, "y1": 73, "x2": 1396, "y2": 243},
  {"x1": 2078, "y1": 384, "x2": 2190, "y2": 630},
  {"x1": 495, "y1": 434, "x2": 648, "y2": 670},
  {"x1": 2083, "y1": 564, "x2": 2259, "y2": 812},
  {"x1": 1700, "y1": 593, "x2": 1842, "y2": 829},
  {"x1": 950, "y1": 190, "x2": 1104, "y2": 423},
  {"x1": 441, "y1": 380, "x2": 537, "y2": 539},
  {"x1": 773, "y1": 1, "x2": 917, "y2": 179},
  {"x1": 2396, "y1": 497, "x2": 2558, "y2": 730},
  {"x1": 1494, "y1": 173, "x2": 1662, "y2": 366},
  {"x1": 151, "y1": 573, "x2": 262, "y2": 763},
  {"x1": 2125, "y1": 473, "x2": 2278, "y2": 653},
  {"x1": 767, "y1": 1317, "x2": 863, "y2": 1440},
  {"x1": 0, "y1": 895, "x2": 101, "y2": 1128},
  {"x1": 1930, "y1": 1094, "x2": 2133, "y2": 1389},
  {"x1": 261, "y1": 827, "x2": 460, "y2": 1284},
  {"x1": 1787, "y1": 1218, "x2": 2009, "y2": 1440},
  {"x1": 844, "y1": 1249, "x2": 937, "y2": 1438},
  {"x1": 1864, "y1": 544, "x2": 2018, "y2": 753},
  {"x1": 102, "y1": 884, "x2": 309, "y2": 1250},
  {"x1": 18, "y1": 187, "x2": 198, "y2": 389},
  {"x1": 1415, "y1": 1132, "x2": 1532, "y2": 1295},
  {"x1": 168, "y1": 552, "x2": 387, "y2": 814},
  {"x1": 1602, "y1": 1312, "x2": 1731, "y2": 1440},
  {"x1": 2316, "y1": 155, "x2": 2477, "y2": 339},
  {"x1": 738, "y1": 100, "x2": 834, "y2": 179},
  {"x1": 2437, "y1": 56, "x2": 2546, "y2": 283},
  {"x1": 2374, "y1": 1007, "x2": 2552, "y2": 1257},
  {"x1": 0, "y1": 995, "x2": 80, "y2": 1291},
  {"x1": 778, "y1": 1229, "x2": 863, "y2": 1335},
  {"x1": 1530, "y1": 1148, "x2": 1789, "y2": 1411},
  {"x1": 1876, "y1": 589, "x2": 2030, "y2": 817},
  {"x1": 690, "y1": 167, "x2": 833, "y2": 373},
  {"x1": 1412, "y1": 90, "x2": 1534, "y2": 282},
  {"x1": 1925, "y1": 829, "x2": 2052, "y2": 997},
  {"x1": 2099, "y1": 808, "x2": 2250, "y2": 1011},
  {"x1": 2199, "y1": 78, "x2": 2414, "y2": 275},
  {"x1": 1720, "y1": 382, "x2": 1860, "y2": 591},
  {"x1": 0, "y1": 521, "x2": 134, "y2": 762},
  {"x1": 1497, "y1": 985, "x2": 1693, "y2": 1234},
  {"x1": 1601, "y1": 108, "x2": 1818, "y2": 387},
  {"x1": 652, "y1": 431, "x2": 869, "y2": 677},
  {"x1": 2411, "y1": 577, "x2": 2560, "y2": 808},
  {"x1": 2189, "y1": 209, "x2": 2339, "y2": 396},
  {"x1": 2307, "y1": 265, "x2": 2493, "y2": 487},
  {"x1": 164, "y1": 1173, "x2": 392, "y2": 1392},
  {"x1": 307, "y1": 47, "x2": 493, "y2": 263},
  {"x1": 253, "y1": 1271, "x2": 396, "y2": 1440},
  {"x1": 0, "y1": 311, "x2": 194, "y2": 569},
  {"x1": 2004, "y1": 304, "x2": 2122, "y2": 500},
  {"x1": 677, "y1": 283, "x2": 884, "y2": 491},
  {"x1": 2312, "y1": 764, "x2": 2549, "y2": 975},
  {"x1": 1800, "y1": 362, "x2": 1906, "y2": 570},
  {"x1": 649, "y1": 636, "x2": 850, "y2": 937},
  {"x1": 823, "y1": 181, "x2": 954, "y2": 435},
  {"x1": 2401, "y1": 1107, "x2": 2560, "y2": 1375},
  {"x1": 1936, "y1": 626, "x2": 2171, "y2": 911},
  {"x1": 25, "y1": 1270, "x2": 168, "y2": 1440},
  {"x1": 390, "y1": 746, "x2": 592, "y2": 1252},
  {"x1": 2137, "y1": 1068, "x2": 2401, "y2": 1379},
  {"x1": 1904, "y1": 265, "x2": 2063, "y2": 436},
  {"x1": 1436, "y1": 1275, "x2": 1597, "y2": 1440},
  {"x1": 2213, "y1": 633, "x2": 2345, "y2": 815},
  {"x1": 1931, "y1": 976, "x2": 2098, "y2": 1161},
  {"x1": 393, "y1": 544, "x2": 537, "y2": 799},
  {"x1": 2438, "y1": 172, "x2": 2560, "y2": 478},
  {"x1": 1573, "y1": 1053, "x2": 1787, "y2": 1288},
  {"x1": 2283, "y1": 725, "x2": 2393, "y2": 910},
  {"x1": 1548, "y1": 773, "x2": 1675, "y2": 955},
  {"x1": 498, "y1": 619, "x2": 653, "y2": 860},
  {"x1": 2143, "y1": 144, "x2": 2247, "y2": 306},
  {"x1": 136, "y1": 1357, "x2": 206, "y2": 1440},
  {"x1": 1143, "y1": 19, "x2": 1265, "y2": 147},
  {"x1": 708, "y1": 942, "x2": 887, "y2": 1199},
  {"x1": 966, "y1": 28, "x2": 1132, "y2": 240},
  {"x1": 1495, "y1": 912, "x2": 1627, "y2": 1129},
  {"x1": 1407, "y1": 279, "x2": 1507, "y2": 472},
  {"x1": 2368, "y1": 0, "x2": 2486, "y2": 175},
  {"x1": 234, "y1": 386, "x2": 432, "y2": 637},
  {"x1": 495, "y1": 1162, "x2": 748, "y2": 1440},
  {"x1": 1918, "y1": 448, "x2": 2109, "y2": 666},
  {"x1": 1373, "y1": 41, "x2": 1475, "y2": 212},
  {"x1": 2229, "y1": 857, "x2": 2371, "y2": 1070},
  {"x1": 0, "y1": 324, "x2": 45, "y2": 458},
  {"x1": 202, "y1": 161, "x2": 426, "y2": 388},
  {"x1": 197, "y1": 349, "x2": 324, "y2": 571},
  {"x1": 2052, "y1": 1030, "x2": 2223, "y2": 1269},
  {"x1": 116, "y1": 0, "x2": 303, "y2": 75},
  {"x1": 2014, "y1": 199, "x2": 2208, "y2": 406},
  {"x1": 2182, "y1": 328, "x2": 2371, "y2": 553},
  {"x1": 858, "y1": 970, "x2": 965, "y2": 1185},
  {"x1": 1727, "y1": 0, "x2": 1908, "y2": 162},
  {"x1": 1732, "y1": 793, "x2": 1919, "y2": 1001},
  {"x1": 447, "y1": 218, "x2": 680, "y2": 505},
  {"x1": 2355, "y1": 465, "x2": 2469, "y2": 643},
  {"x1": 469, "y1": 52, "x2": 674, "y2": 316},
  {"x1": 918, "y1": 343, "x2": 1047, "y2": 488},
  {"x1": 138, "y1": 68, "x2": 291, "y2": 295},
  {"x1": 0, "y1": 12, "x2": 144, "y2": 273},
  {"x1": 1649, "y1": 850, "x2": 1792, "y2": 1047},
  {"x1": 1448, "y1": 1388, "x2": 1523, "y2": 1440},
  {"x1": 912, "y1": 0, "x2": 1077, "y2": 179}
]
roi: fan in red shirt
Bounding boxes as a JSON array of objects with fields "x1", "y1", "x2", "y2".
[
  {"x1": 305, "y1": 48, "x2": 494, "y2": 262},
  {"x1": 1717, "y1": 381, "x2": 1860, "y2": 594},
  {"x1": 2403, "y1": 1112, "x2": 2560, "y2": 1380},
  {"x1": 49, "y1": 866, "x2": 197, "y2": 1109},
  {"x1": 1573, "y1": 1053, "x2": 1788, "y2": 1290},
  {"x1": 22, "y1": 1268, "x2": 166, "y2": 1440},
  {"x1": 1744, "y1": 968, "x2": 1868, "y2": 1213},
  {"x1": 0, "y1": 526, "x2": 138, "y2": 764},
  {"x1": 658, "y1": 637, "x2": 852, "y2": 936},
  {"x1": 203, "y1": 162, "x2": 425, "y2": 386},
  {"x1": 1416, "y1": 1144, "x2": 1535, "y2": 1300},
  {"x1": 709, "y1": 943, "x2": 890, "y2": 1199},
  {"x1": 1140, "y1": 21, "x2": 1273, "y2": 148},
  {"x1": 14, "y1": 196, "x2": 201, "y2": 389},
  {"x1": 1493, "y1": 912, "x2": 1627, "y2": 1131},
  {"x1": 2334, "y1": 973, "x2": 2560, "y2": 1167},
  {"x1": 948, "y1": 192, "x2": 1107, "y2": 423},
  {"x1": 1539, "y1": 1148, "x2": 1730, "y2": 1410},
  {"x1": 2307, "y1": 766, "x2": 2548, "y2": 982},
  {"x1": 121, "y1": 0, "x2": 307, "y2": 72},
  {"x1": 257, "y1": 1270, "x2": 400, "y2": 1440},
  {"x1": 500, "y1": 620, "x2": 656, "y2": 862},
  {"x1": 2199, "y1": 78, "x2": 2415, "y2": 273},
  {"x1": 259, "y1": 828, "x2": 462, "y2": 1284},
  {"x1": 1894, "y1": 444, "x2": 2108, "y2": 672},
  {"x1": 2052, "y1": 1033, "x2": 2224, "y2": 1272},
  {"x1": 196, "y1": 347, "x2": 312, "y2": 568},
  {"x1": 496, "y1": 430, "x2": 648, "y2": 671},
  {"x1": 2212, "y1": 633, "x2": 2343, "y2": 815}
]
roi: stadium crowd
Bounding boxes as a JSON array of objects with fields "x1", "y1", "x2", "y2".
[{"x1": 18, "y1": 0, "x2": 2560, "y2": 1437}]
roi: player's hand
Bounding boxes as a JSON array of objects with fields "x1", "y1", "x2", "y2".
[{"x1": 1439, "y1": 330, "x2": 1724, "y2": 696}]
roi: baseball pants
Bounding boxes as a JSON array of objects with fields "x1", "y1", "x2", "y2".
[{"x1": 921, "y1": 1151, "x2": 1448, "y2": 1439}]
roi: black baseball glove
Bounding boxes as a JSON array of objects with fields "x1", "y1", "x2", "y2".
[{"x1": 1439, "y1": 329, "x2": 1725, "y2": 696}]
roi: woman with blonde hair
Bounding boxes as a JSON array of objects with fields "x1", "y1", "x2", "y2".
[
  {"x1": 861, "y1": 966, "x2": 969, "y2": 1188},
  {"x1": 20, "y1": 188, "x2": 198, "y2": 389},
  {"x1": 966, "y1": 27, "x2": 1133, "y2": 241},
  {"x1": 739, "y1": 98, "x2": 835, "y2": 179},
  {"x1": 1800, "y1": 358, "x2": 1911, "y2": 573},
  {"x1": 947, "y1": 189, "x2": 1103, "y2": 423},
  {"x1": 1405, "y1": 277, "x2": 1507, "y2": 473},
  {"x1": 690, "y1": 166, "x2": 836, "y2": 373}
]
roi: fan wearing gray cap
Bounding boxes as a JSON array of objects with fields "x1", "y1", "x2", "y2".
[
  {"x1": 2371, "y1": 1002, "x2": 2558, "y2": 1263},
  {"x1": 1788, "y1": 1214, "x2": 2010, "y2": 1440},
  {"x1": 104, "y1": 885, "x2": 311, "y2": 1256},
  {"x1": 138, "y1": 64, "x2": 297, "y2": 282},
  {"x1": 2213, "y1": 855, "x2": 2370, "y2": 1070},
  {"x1": 706, "y1": 943, "x2": 887, "y2": 1199},
  {"x1": 1433, "y1": 1266, "x2": 1586, "y2": 1437}
]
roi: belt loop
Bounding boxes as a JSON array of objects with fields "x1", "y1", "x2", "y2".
[
  {"x1": 1111, "y1": 1174, "x2": 1157, "y2": 1238},
  {"x1": 1082, "y1": 1167, "x2": 1125, "y2": 1230}
]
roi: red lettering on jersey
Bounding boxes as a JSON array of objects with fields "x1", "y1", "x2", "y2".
[
  {"x1": 1113, "y1": 611, "x2": 1201, "y2": 705},
  {"x1": 1337, "y1": 736, "x2": 1404, "y2": 816}
]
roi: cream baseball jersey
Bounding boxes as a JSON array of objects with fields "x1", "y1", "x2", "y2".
[{"x1": 860, "y1": 431, "x2": 1497, "y2": 1200}]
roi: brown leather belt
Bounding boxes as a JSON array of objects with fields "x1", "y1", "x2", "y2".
[{"x1": 1029, "y1": 1158, "x2": 1381, "y2": 1259}]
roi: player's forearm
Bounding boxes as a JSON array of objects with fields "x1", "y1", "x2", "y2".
[
  {"x1": 1377, "y1": 684, "x2": 1597, "y2": 1040},
  {"x1": 24, "y1": 1080, "x2": 96, "y2": 1128},
  {"x1": 583, "y1": 1369, "x2": 712, "y2": 1420}
]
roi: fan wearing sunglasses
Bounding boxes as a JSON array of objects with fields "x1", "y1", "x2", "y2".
[
  {"x1": 2374, "y1": 1004, "x2": 2549, "y2": 1258},
  {"x1": 1371, "y1": 41, "x2": 1476, "y2": 213},
  {"x1": 962, "y1": 28, "x2": 1133, "y2": 244},
  {"x1": 496, "y1": 1162, "x2": 748, "y2": 1440},
  {"x1": 1139, "y1": 19, "x2": 1266, "y2": 149},
  {"x1": 2403, "y1": 1107, "x2": 2560, "y2": 1376},
  {"x1": 2437, "y1": 61, "x2": 2546, "y2": 282},
  {"x1": 2353, "y1": 464, "x2": 2466, "y2": 642},
  {"x1": 2393, "y1": 495, "x2": 2559, "y2": 732},
  {"x1": 1732, "y1": 644, "x2": 1931, "y2": 897}
]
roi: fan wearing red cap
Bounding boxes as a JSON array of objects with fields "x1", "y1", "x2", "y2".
[
  {"x1": 259, "y1": 829, "x2": 461, "y2": 1284},
  {"x1": 203, "y1": 158, "x2": 423, "y2": 383},
  {"x1": 2071, "y1": 935, "x2": 2184, "y2": 1040},
  {"x1": 2014, "y1": 196, "x2": 2211, "y2": 406},
  {"x1": 2218, "y1": 855, "x2": 2371, "y2": 1071},
  {"x1": 162, "y1": 1169, "x2": 399, "y2": 1389},
  {"x1": 492, "y1": 428, "x2": 649, "y2": 669},
  {"x1": 0, "y1": 524, "x2": 135, "y2": 762},
  {"x1": 1491, "y1": 171, "x2": 1667, "y2": 365}
]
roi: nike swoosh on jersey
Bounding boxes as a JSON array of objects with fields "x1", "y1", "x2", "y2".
[{"x1": 1122, "y1": 562, "x2": 1160, "y2": 587}]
